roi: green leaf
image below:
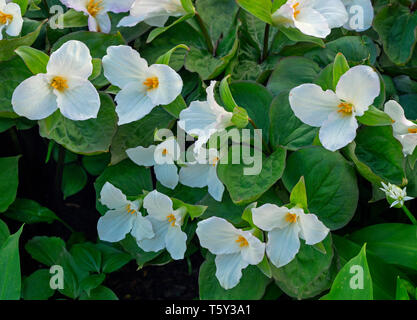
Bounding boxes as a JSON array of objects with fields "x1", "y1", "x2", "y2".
[
  {"x1": 25, "y1": 236, "x2": 66, "y2": 267},
  {"x1": 147, "y1": 13, "x2": 195, "y2": 43},
  {"x1": 61, "y1": 163, "x2": 87, "y2": 200},
  {"x1": 282, "y1": 147, "x2": 358, "y2": 230},
  {"x1": 162, "y1": 95, "x2": 187, "y2": 118},
  {"x1": 79, "y1": 285, "x2": 118, "y2": 300},
  {"x1": 356, "y1": 106, "x2": 394, "y2": 126},
  {"x1": 170, "y1": 198, "x2": 207, "y2": 220},
  {"x1": 199, "y1": 253, "x2": 269, "y2": 299},
  {"x1": 332, "y1": 52, "x2": 350, "y2": 89},
  {"x1": 22, "y1": 269, "x2": 55, "y2": 300},
  {"x1": 236, "y1": 0, "x2": 273, "y2": 24},
  {"x1": 70, "y1": 243, "x2": 102, "y2": 274},
  {"x1": 0, "y1": 225, "x2": 23, "y2": 300},
  {"x1": 80, "y1": 274, "x2": 106, "y2": 293},
  {"x1": 82, "y1": 153, "x2": 110, "y2": 176},
  {"x1": 0, "y1": 219, "x2": 10, "y2": 247},
  {"x1": 257, "y1": 255, "x2": 272, "y2": 278},
  {"x1": 0, "y1": 156, "x2": 20, "y2": 213},
  {"x1": 289, "y1": 176, "x2": 308, "y2": 210},
  {"x1": 241, "y1": 202, "x2": 257, "y2": 228},
  {"x1": 61, "y1": 9, "x2": 88, "y2": 28},
  {"x1": 396, "y1": 277, "x2": 411, "y2": 300},
  {"x1": 15, "y1": 46, "x2": 49, "y2": 74},
  {"x1": 89, "y1": 58, "x2": 102, "y2": 81},
  {"x1": 220, "y1": 75, "x2": 238, "y2": 112},
  {"x1": 4, "y1": 198, "x2": 60, "y2": 224},
  {"x1": 96, "y1": 243, "x2": 132, "y2": 274},
  {"x1": 279, "y1": 27, "x2": 325, "y2": 48},
  {"x1": 321, "y1": 244, "x2": 373, "y2": 300},
  {"x1": 155, "y1": 44, "x2": 190, "y2": 65},
  {"x1": 14, "y1": 0, "x2": 29, "y2": 15}
]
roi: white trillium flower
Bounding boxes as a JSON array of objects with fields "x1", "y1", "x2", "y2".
[
  {"x1": 118, "y1": 0, "x2": 186, "y2": 28},
  {"x1": 179, "y1": 147, "x2": 224, "y2": 201},
  {"x1": 126, "y1": 137, "x2": 181, "y2": 190},
  {"x1": 384, "y1": 100, "x2": 417, "y2": 156},
  {"x1": 252, "y1": 204, "x2": 329, "y2": 268},
  {"x1": 271, "y1": 0, "x2": 349, "y2": 38},
  {"x1": 0, "y1": 0, "x2": 23, "y2": 40},
  {"x1": 289, "y1": 65, "x2": 380, "y2": 151},
  {"x1": 102, "y1": 45, "x2": 183, "y2": 125},
  {"x1": 178, "y1": 81, "x2": 233, "y2": 151},
  {"x1": 380, "y1": 182, "x2": 413, "y2": 208},
  {"x1": 196, "y1": 217, "x2": 265, "y2": 290},
  {"x1": 97, "y1": 182, "x2": 154, "y2": 242},
  {"x1": 137, "y1": 190, "x2": 187, "y2": 260},
  {"x1": 341, "y1": 0, "x2": 374, "y2": 32},
  {"x1": 12, "y1": 40, "x2": 100, "y2": 121},
  {"x1": 61, "y1": 0, "x2": 134, "y2": 33}
]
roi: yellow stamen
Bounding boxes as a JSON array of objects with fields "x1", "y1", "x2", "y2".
[
  {"x1": 162, "y1": 148, "x2": 168, "y2": 156},
  {"x1": 337, "y1": 102, "x2": 353, "y2": 116},
  {"x1": 0, "y1": 11, "x2": 13, "y2": 25},
  {"x1": 50, "y1": 76, "x2": 68, "y2": 92},
  {"x1": 408, "y1": 128, "x2": 417, "y2": 134},
  {"x1": 143, "y1": 77, "x2": 159, "y2": 91},
  {"x1": 125, "y1": 204, "x2": 136, "y2": 215},
  {"x1": 236, "y1": 235, "x2": 249, "y2": 248},
  {"x1": 87, "y1": 0, "x2": 103, "y2": 17},
  {"x1": 167, "y1": 214, "x2": 176, "y2": 227},
  {"x1": 292, "y1": 2, "x2": 300, "y2": 18},
  {"x1": 285, "y1": 213, "x2": 298, "y2": 224},
  {"x1": 212, "y1": 157, "x2": 219, "y2": 167}
]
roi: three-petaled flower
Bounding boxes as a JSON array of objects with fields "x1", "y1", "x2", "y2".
[
  {"x1": 0, "y1": 0, "x2": 23, "y2": 40},
  {"x1": 380, "y1": 182, "x2": 413, "y2": 209}
]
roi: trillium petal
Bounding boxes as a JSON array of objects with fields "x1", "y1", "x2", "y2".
[
  {"x1": 55, "y1": 77, "x2": 100, "y2": 120},
  {"x1": 207, "y1": 167, "x2": 224, "y2": 201},
  {"x1": 319, "y1": 111, "x2": 358, "y2": 151},
  {"x1": 47, "y1": 40, "x2": 93, "y2": 80},
  {"x1": 126, "y1": 145, "x2": 157, "y2": 167},
  {"x1": 298, "y1": 213, "x2": 329, "y2": 245},
  {"x1": 12, "y1": 74, "x2": 58, "y2": 120},
  {"x1": 178, "y1": 101, "x2": 218, "y2": 135},
  {"x1": 179, "y1": 164, "x2": 211, "y2": 188},
  {"x1": 94, "y1": 13, "x2": 112, "y2": 33},
  {"x1": 252, "y1": 204, "x2": 293, "y2": 232},
  {"x1": 342, "y1": 0, "x2": 373, "y2": 32},
  {"x1": 100, "y1": 182, "x2": 127, "y2": 210},
  {"x1": 196, "y1": 217, "x2": 242, "y2": 255},
  {"x1": 143, "y1": 189, "x2": 173, "y2": 221},
  {"x1": 102, "y1": 0, "x2": 135, "y2": 13},
  {"x1": 313, "y1": 0, "x2": 348, "y2": 28},
  {"x1": 271, "y1": 3, "x2": 294, "y2": 27},
  {"x1": 400, "y1": 134, "x2": 417, "y2": 156},
  {"x1": 144, "y1": 16, "x2": 169, "y2": 27},
  {"x1": 154, "y1": 138, "x2": 181, "y2": 164},
  {"x1": 131, "y1": 214, "x2": 154, "y2": 241},
  {"x1": 154, "y1": 164, "x2": 179, "y2": 190},
  {"x1": 336, "y1": 65, "x2": 380, "y2": 116},
  {"x1": 114, "y1": 82, "x2": 156, "y2": 125},
  {"x1": 146, "y1": 64, "x2": 183, "y2": 106},
  {"x1": 102, "y1": 45, "x2": 148, "y2": 88},
  {"x1": 294, "y1": 7, "x2": 330, "y2": 38},
  {"x1": 384, "y1": 100, "x2": 415, "y2": 135},
  {"x1": 137, "y1": 217, "x2": 169, "y2": 252},
  {"x1": 165, "y1": 226, "x2": 187, "y2": 260},
  {"x1": 266, "y1": 224, "x2": 301, "y2": 268},
  {"x1": 4, "y1": 3, "x2": 23, "y2": 37},
  {"x1": 97, "y1": 209, "x2": 134, "y2": 242},
  {"x1": 117, "y1": 14, "x2": 143, "y2": 27},
  {"x1": 61, "y1": 0, "x2": 88, "y2": 12},
  {"x1": 289, "y1": 83, "x2": 340, "y2": 127},
  {"x1": 240, "y1": 232, "x2": 265, "y2": 265},
  {"x1": 130, "y1": 0, "x2": 185, "y2": 26},
  {"x1": 215, "y1": 253, "x2": 249, "y2": 290}
]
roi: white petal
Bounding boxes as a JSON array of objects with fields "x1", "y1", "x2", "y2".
[
  {"x1": 196, "y1": 217, "x2": 242, "y2": 255},
  {"x1": 319, "y1": 111, "x2": 358, "y2": 151},
  {"x1": 4, "y1": 3, "x2": 23, "y2": 37},
  {"x1": 146, "y1": 64, "x2": 183, "y2": 106},
  {"x1": 252, "y1": 204, "x2": 293, "y2": 232},
  {"x1": 179, "y1": 164, "x2": 210, "y2": 188},
  {"x1": 165, "y1": 226, "x2": 187, "y2": 260},
  {"x1": 400, "y1": 134, "x2": 417, "y2": 156},
  {"x1": 154, "y1": 164, "x2": 179, "y2": 190},
  {"x1": 47, "y1": 40, "x2": 93, "y2": 79},
  {"x1": 103, "y1": 0, "x2": 135, "y2": 13},
  {"x1": 61, "y1": 0, "x2": 88, "y2": 12},
  {"x1": 336, "y1": 65, "x2": 380, "y2": 116},
  {"x1": 178, "y1": 101, "x2": 219, "y2": 135},
  {"x1": 102, "y1": 45, "x2": 148, "y2": 88},
  {"x1": 144, "y1": 15, "x2": 169, "y2": 27},
  {"x1": 97, "y1": 209, "x2": 134, "y2": 242},
  {"x1": 126, "y1": 145, "x2": 157, "y2": 167},
  {"x1": 143, "y1": 189, "x2": 173, "y2": 221},
  {"x1": 294, "y1": 7, "x2": 330, "y2": 38},
  {"x1": 215, "y1": 253, "x2": 249, "y2": 290},
  {"x1": 12, "y1": 74, "x2": 58, "y2": 120},
  {"x1": 289, "y1": 83, "x2": 340, "y2": 127},
  {"x1": 266, "y1": 224, "x2": 301, "y2": 268},
  {"x1": 117, "y1": 14, "x2": 144, "y2": 27},
  {"x1": 131, "y1": 214, "x2": 154, "y2": 241},
  {"x1": 313, "y1": 0, "x2": 348, "y2": 28},
  {"x1": 384, "y1": 100, "x2": 415, "y2": 135},
  {"x1": 130, "y1": 0, "x2": 185, "y2": 24},
  {"x1": 240, "y1": 232, "x2": 265, "y2": 265},
  {"x1": 55, "y1": 77, "x2": 100, "y2": 120},
  {"x1": 298, "y1": 212, "x2": 329, "y2": 245},
  {"x1": 342, "y1": 0, "x2": 374, "y2": 31},
  {"x1": 95, "y1": 13, "x2": 112, "y2": 34},
  {"x1": 207, "y1": 167, "x2": 224, "y2": 201},
  {"x1": 114, "y1": 82, "x2": 156, "y2": 125},
  {"x1": 137, "y1": 217, "x2": 169, "y2": 252},
  {"x1": 271, "y1": 3, "x2": 294, "y2": 27},
  {"x1": 154, "y1": 138, "x2": 181, "y2": 164},
  {"x1": 100, "y1": 182, "x2": 127, "y2": 210}
]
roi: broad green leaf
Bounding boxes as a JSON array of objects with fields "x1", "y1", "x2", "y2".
[
  {"x1": 79, "y1": 274, "x2": 105, "y2": 293},
  {"x1": 79, "y1": 285, "x2": 118, "y2": 300},
  {"x1": 332, "y1": 52, "x2": 349, "y2": 89},
  {"x1": 15, "y1": 46, "x2": 49, "y2": 74},
  {"x1": 321, "y1": 244, "x2": 373, "y2": 300},
  {"x1": 147, "y1": 13, "x2": 195, "y2": 43},
  {"x1": 236, "y1": 0, "x2": 273, "y2": 24},
  {"x1": 22, "y1": 269, "x2": 54, "y2": 300},
  {"x1": 96, "y1": 243, "x2": 132, "y2": 274},
  {"x1": 61, "y1": 163, "x2": 87, "y2": 199},
  {"x1": 289, "y1": 176, "x2": 308, "y2": 210},
  {"x1": 396, "y1": 277, "x2": 411, "y2": 300},
  {"x1": 70, "y1": 243, "x2": 102, "y2": 274},
  {"x1": 119, "y1": 235, "x2": 163, "y2": 268},
  {"x1": 282, "y1": 147, "x2": 358, "y2": 230},
  {"x1": 279, "y1": 27, "x2": 325, "y2": 48},
  {"x1": 89, "y1": 58, "x2": 102, "y2": 81},
  {"x1": 4, "y1": 198, "x2": 60, "y2": 224},
  {"x1": 356, "y1": 106, "x2": 394, "y2": 126},
  {"x1": 0, "y1": 219, "x2": 10, "y2": 247},
  {"x1": 0, "y1": 156, "x2": 20, "y2": 213},
  {"x1": 170, "y1": 198, "x2": 207, "y2": 220},
  {"x1": 82, "y1": 153, "x2": 111, "y2": 176},
  {"x1": 61, "y1": 9, "x2": 88, "y2": 28},
  {"x1": 155, "y1": 44, "x2": 190, "y2": 65}
]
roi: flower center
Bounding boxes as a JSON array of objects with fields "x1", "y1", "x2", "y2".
[
  {"x1": 167, "y1": 214, "x2": 176, "y2": 227},
  {"x1": 143, "y1": 77, "x2": 159, "y2": 91},
  {"x1": 292, "y1": 2, "x2": 300, "y2": 18},
  {"x1": 50, "y1": 76, "x2": 68, "y2": 92},
  {"x1": 162, "y1": 148, "x2": 168, "y2": 156},
  {"x1": 337, "y1": 102, "x2": 353, "y2": 116},
  {"x1": 125, "y1": 204, "x2": 136, "y2": 215},
  {"x1": 236, "y1": 235, "x2": 249, "y2": 247},
  {"x1": 212, "y1": 157, "x2": 219, "y2": 167},
  {"x1": 408, "y1": 128, "x2": 417, "y2": 134},
  {"x1": 0, "y1": 11, "x2": 13, "y2": 25},
  {"x1": 87, "y1": 0, "x2": 103, "y2": 17},
  {"x1": 285, "y1": 213, "x2": 298, "y2": 224}
]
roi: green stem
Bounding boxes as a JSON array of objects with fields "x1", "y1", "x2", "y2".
[
  {"x1": 261, "y1": 24, "x2": 270, "y2": 62},
  {"x1": 401, "y1": 205, "x2": 417, "y2": 225},
  {"x1": 195, "y1": 12, "x2": 214, "y2": 55},
  {"x1": 249, "y1": 118, "x2": 271, "y2": 154}
]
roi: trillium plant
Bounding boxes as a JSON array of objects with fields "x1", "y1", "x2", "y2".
[{"x1": 1, "y1": 0, "x2": 417, "y2": 302}]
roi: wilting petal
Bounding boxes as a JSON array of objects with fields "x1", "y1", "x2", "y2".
[
  {"x1": 55, "y1": 77, "x2": 100, "y2": 120},
  {"x1": 154, "y1": 164, "x2": 179, "y2": 190},
  {"x1": 336, "y1": 65, "x2": 380, "y2": 116},
  {"x1": 252, "y1": 204, "x2": 292, "y2": 232},
  {"x1": 319, "y1": 111, "x2": 358, "y2": 151},
  {"x1": 4, "y1": 3, "x2": 23, "y2": 36},
  {"x1": 100, "y1": 182, "x2": 127, "y2": 210},
  {"x1": 207, "y1": 167, "x2": 224, "y2": 201},
  {"x1": 215, "y1": 253, "x2": 249, "y2": 290},
  {"x1": 97, "y1": 209, "x2": 134, "y2": 242},
  {"x1": 47, "y1": 40, "x2": 93, "y2": 79},
  {"x1": 294, "y1": 7, "x2": 330, "y2": 38},
  {"x1": 126, "y1": 145, "x2": 157, "y2": 167},
  {"x1": 143, "y1": 190, "x2": 173, "y2": 221},
  {"x1": 266, "y1": 224, "x2": 301, "y2": 268},
  {"x1": 102, "y1": 45, "x2": 148, "y2": 88},
  {"x1": 131, "y1": 214, "x2": 154, "y2": 241},
  {"x1": 298, "y1": 212, "x2": 329, "y2": 245},
  {"x1": 342, "y1": 0, "x2": 373, "y2": 31},
  {"x1": 146, "y1": 64, "x2": 183, "y2": 106},
  {"x1": 313, "y1": 0, "x2": 348, "y2": 28},
  {"x1": 289, "y1": 83, "x2": 340, "y2": 127},
  {"x1": 196, "y1": 217, "x2": 242, "y2": 255},
  {"x1": 12, "y1": 74, "x2": 58, "y2": 120},
  {"x1": 240, "y1": 232, "x2": 265, "y2": 265},
  {"x1": 114, "y1": 82, "x2": 156, "y2": 125},
  {"x1": 165, "y1": 226, "x2": 187, "y2": 260},
  {"x1": 137, "y1": 217, "x2": 169, "y2": 252}
]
